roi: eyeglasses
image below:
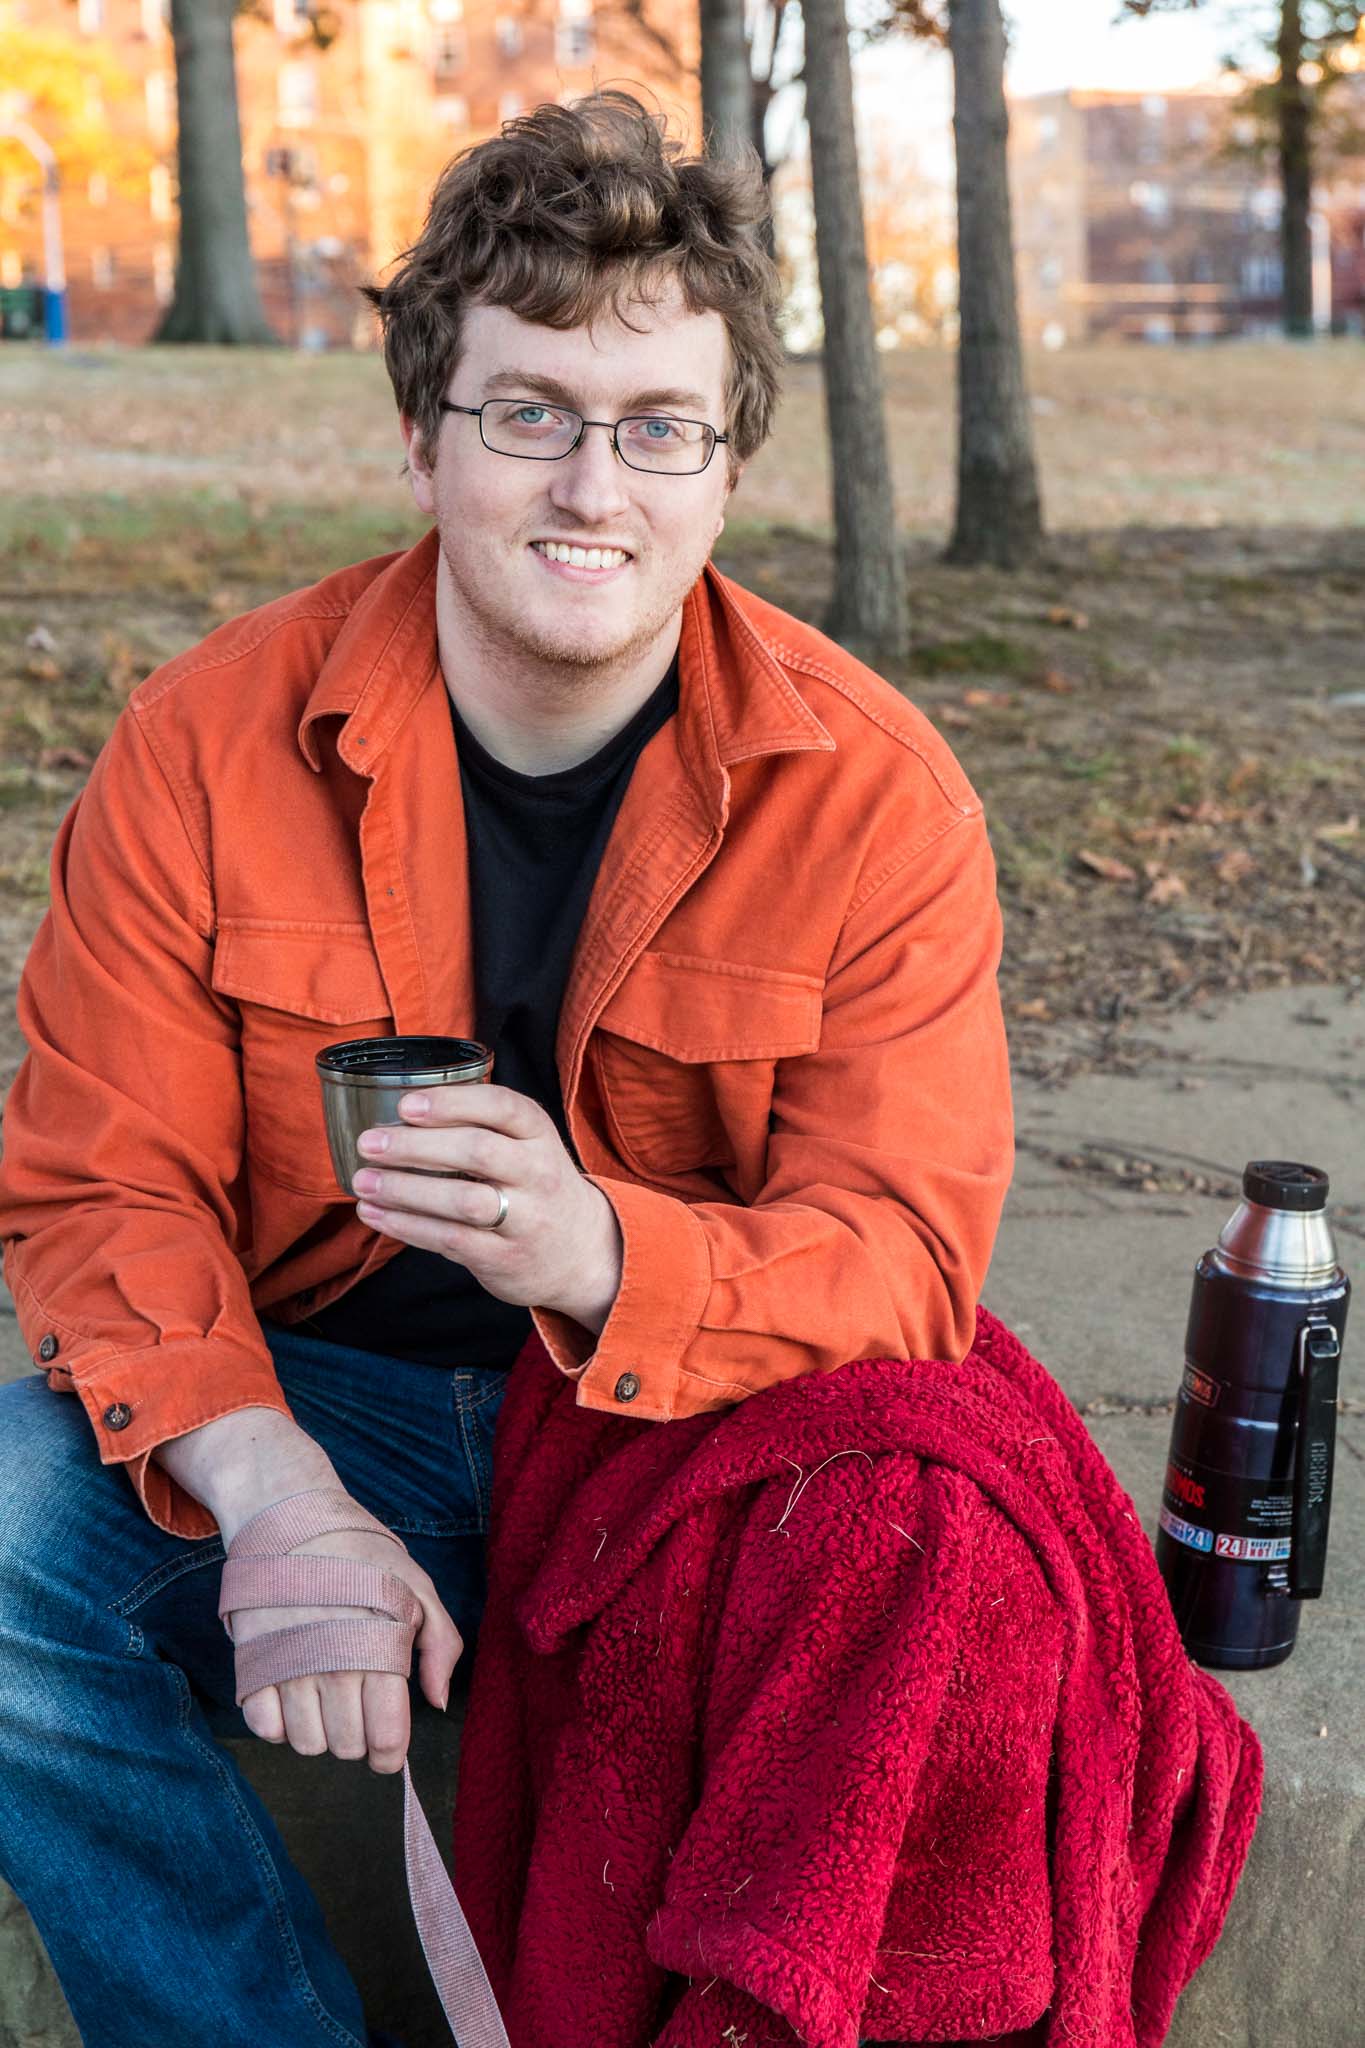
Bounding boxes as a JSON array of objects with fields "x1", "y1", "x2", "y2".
[{"x1": 438, "y1": 398, "x2": 729, "y2": 475}]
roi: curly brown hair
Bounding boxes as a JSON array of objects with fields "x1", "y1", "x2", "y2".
[{"x1": 362, "y1": 90, "x2": 783, "y2": 476}]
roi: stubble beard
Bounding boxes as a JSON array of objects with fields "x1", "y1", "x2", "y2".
[{"x1": 437, "y1": 524, "x2": 711, "y2": 687}]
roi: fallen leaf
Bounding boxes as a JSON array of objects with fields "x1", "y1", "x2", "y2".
[
  {"x1": 1129, "y1": 822, "x2": 1177, "y2": 848},
  {"x1": 1316, "y1": 815, "x2": 1359, "y2": 841},
  {"x1": 1012, "y1": 997, "x2": 1053, "y2": 1020},
  {"x1": 1046, "y1": 605, "x2": 1090, "y2": 630},
  {"x1": 937, "y1": 706, "x2": 973, "y2": 729},
  {"x1": 1226, "y1": 756, "x2": 1261, "y2": 793},
  {"x1": 38, "y1": 745, "x2": 94, "y2": 773},
  {"x1": 1214, "y1": 847, "x2": 1255, "y2": 885},
  {"x1": 1076, "y1": 849, "x2": 1139, "y2": 884},
  {"x1": 1172, "y1": 799, "x2": 1226, "y2": 826},
  {"x1": 1039, "y1": 667, "x2": 1077, "y2": 694},
  {"x1": 208, "y1": 589, "x2": 237, "y2": 615},
  {"x1": 963, "y1": 687, "x2": 1013, "y2": 708},
  {"x1": 1145, "y1": 868, "x2": 1189, "y2": 906},
  {"x1": 102, "y1": 635, "x2": 141, "y2": 698},
  {"x1": 24, "y1": 654, "x2": 60, "y2": 683}
]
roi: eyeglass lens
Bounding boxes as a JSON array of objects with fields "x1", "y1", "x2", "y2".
[{"x1": 480, "y1": 400, "x2": 716, "y2": 473}]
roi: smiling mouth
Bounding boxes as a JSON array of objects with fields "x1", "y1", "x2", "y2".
[{"x1": 530, "y1": 540, "x2": 633, "y2": 571}]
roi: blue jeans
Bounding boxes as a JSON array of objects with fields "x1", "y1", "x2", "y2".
[{"x1": 0, "y1": 1320, "x2": 509, "y2": 2048}]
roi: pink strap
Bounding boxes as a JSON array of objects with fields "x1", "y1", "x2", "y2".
[{"x1": 222, "y1": 1488, "x2": 510, "y2": 2048}]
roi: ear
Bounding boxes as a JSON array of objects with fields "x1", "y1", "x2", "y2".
[{"x1": 400, "y1": 412, "x2": 437, "y2": 516}]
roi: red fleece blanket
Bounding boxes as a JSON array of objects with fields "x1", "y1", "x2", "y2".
[{"x1": 451, "y1": 1307, "x2": 1261, "y2": 2048}]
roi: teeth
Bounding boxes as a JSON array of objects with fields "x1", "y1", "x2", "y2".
[{"x1": 535, "y1": 542, "x2": 629, "y2": 569}]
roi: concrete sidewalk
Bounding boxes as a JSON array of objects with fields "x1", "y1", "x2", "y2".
[
  {"x1": 984, "y1": 981, "x2": 1363, "y2": 2048},
  {"x1": 1, "y1": 982, "x2": 1360, "y2": 2046}
]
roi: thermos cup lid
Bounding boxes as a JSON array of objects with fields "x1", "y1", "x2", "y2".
[{"x1": 1242, "y1": 1160, "x2": 1330, "y2": 1212}]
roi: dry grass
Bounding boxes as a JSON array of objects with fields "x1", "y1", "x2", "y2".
[
  {"x1": 2, "y1": 338, "x2": 1362, "y2": 533},
  {"x1": 1, "y1": 337, "x2": 1362, "y2": 1090}
]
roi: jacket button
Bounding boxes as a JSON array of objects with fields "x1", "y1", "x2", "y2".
[
  {"x1": 102, "y1": 1403, "x2": 133, "y2": 1431},
  {"x1": 37, "y1": 1334, "x2": 59, "y2": 1363},
  {"x1": 613, "y1": 1373, "x2": 640, "y2": 1403}
]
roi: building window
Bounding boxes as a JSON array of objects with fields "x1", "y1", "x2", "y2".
[
  {"x1": 434, "y1": 93, "x2": 470, "y2": 128},
  {"x1": 91, "y1": 246, "x2": 115, "y2": 289},
  {"x1": 1039, "y1": 255, "x2": 1063, "y2": 290},
  {"x1": 149, "y1": 164, "x2": 174, "y2": 222},
  {"x1": 557, "y1": 20, "x2": 594, "y2": 64},
  {"x1": 146, "y1": 72, "x2": 173, "y2": 140},
  {"x1": 1, "y1": 250, "x2": 23, "y2": 289},
  {"x1": 557, "y1": 0, "x2": 594, "y2": 66},
  {"x1": 433, "y1": 26, "x2": 467, "y2": 79},
  {"x1": 1129, "y1": 180, "x2": 1170, "y2": 222},
  {"x1": 153, "y1": 242, "x2": 175, "y2": 305},
  {"x1": 278, "y1": 61, "x2": 319, "y2": 127},
  {"x1": 274, "y1": 0, "x2": 311, "y2": 33},
  {"x1": 495, "y1": 15, "x2": 523, "y2": 57},
  {"x1": 78, "y1": 0, "x2": 104, "y2": 34},
  {"x1": 1036, "y1": 113, "x2": 1058, "y2": 149},
  {"x1": 1142, "y1": 95, "x2": 1167, "y2": 119},
  {"x1": 88, "y1": 170, "x2": 110, "y2": 207},
  {"x1": 1242, "y1": 253, "x2": 1282, "y2": 296},
  {"x1": 141, "y1": 0, "x2": 169, "y2": 36},
  {"x1": 499, "y1": 91, "x2": 524, "y2": 123}
]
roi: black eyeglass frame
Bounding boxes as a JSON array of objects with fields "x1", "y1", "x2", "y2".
[{"x1": 438, "y1": 398, "x2": 730, "y2": 474}]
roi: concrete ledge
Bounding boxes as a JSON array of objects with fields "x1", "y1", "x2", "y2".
[{"x1": 3, "y1": 985, "x2": 1361, "y2": 2044}]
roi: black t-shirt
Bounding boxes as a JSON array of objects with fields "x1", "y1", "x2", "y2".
[{"x1": 297, "y1": 654, "x2": 680, "y2": 1367}]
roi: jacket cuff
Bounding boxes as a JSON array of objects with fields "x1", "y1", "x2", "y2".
[
  {"x1": 531, "y1": 1175, "x2": 712, "y2": 1421},
  {"x1": 62, "y1": 1336, "x2": 294, "y2": 1540}
]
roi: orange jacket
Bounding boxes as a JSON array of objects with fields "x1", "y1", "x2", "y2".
[{"x1": 0, "y1": 529, "x2": 1013, "y2": 1539}]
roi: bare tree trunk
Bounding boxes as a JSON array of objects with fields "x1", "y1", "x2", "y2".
[
  {"x1": 701, "y1": 0, "x2": 752, "y2": 156},
  {"x1": 945, "y1": 0, "x2": 1043, "y2": 567},
  {"x1": 1276, "y1": 0, "x2": 1314, "y2": 337},
  {"x1": 801, "y1": 0, "x2": 908, "y2": 659},
  {"x1": 155, "y1": 0, "x2": 278, "y2": 344}
]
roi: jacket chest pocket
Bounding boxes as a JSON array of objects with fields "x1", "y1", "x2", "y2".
[
  {"x1": 589, "y1": 950, "x2": 823, "y2": 1184},
  {"x1": 211, "y1": 920, "x2": 393, "y2": 1197}
]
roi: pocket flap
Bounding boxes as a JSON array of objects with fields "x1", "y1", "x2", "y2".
[
  {"x1": 596, "y1": 950, "x2": 823, "y2": 1063},
  {"x1": 211, "y1": 921, "x2": 390, "y2": 1024}
]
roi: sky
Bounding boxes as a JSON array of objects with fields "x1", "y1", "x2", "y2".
[
  {"x1": 837, "y1": 1, "x2": 1263, "y2": 190},
  {"x1": 1002, "y1": 0, "x2": 1252, "y2": 98}
]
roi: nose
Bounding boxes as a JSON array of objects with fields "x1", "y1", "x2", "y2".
[{"x1": 546, "y1": 420, "x2": 633, "y2": 527}]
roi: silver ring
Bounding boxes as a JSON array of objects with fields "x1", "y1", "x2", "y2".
[{"x1": 484, "y1": 1183, "x2": 510, "y2": 1231}]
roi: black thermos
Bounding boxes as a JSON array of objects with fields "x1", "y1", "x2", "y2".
[{"x1": 1155, "y1": 1160, "x2": 1349, "y2": 1670}]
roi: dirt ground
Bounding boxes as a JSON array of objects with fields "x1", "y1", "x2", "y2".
[{"x1": 1, "y1": 340, "x2": 1361, "y2": 1094}]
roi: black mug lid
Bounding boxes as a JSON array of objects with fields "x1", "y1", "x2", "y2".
[{"x1": 1243, "y1": 1160, "x2": 1330, "y2": 1212}]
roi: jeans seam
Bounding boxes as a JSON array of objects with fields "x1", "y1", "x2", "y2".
[
  {"x1": 168, "y1": 1660, "x2": 369, "y2": 2048},
  {"x1": 453, "y1": 1388, "x2": 493, "y2": 1533},
  {"x1": 111, "y1": 1542, "x2": 224, "y2": 1617}
]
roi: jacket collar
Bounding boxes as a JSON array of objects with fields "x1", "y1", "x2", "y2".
[{"x1": 297, "y1": 527, "x2": 835, "y2": 794}]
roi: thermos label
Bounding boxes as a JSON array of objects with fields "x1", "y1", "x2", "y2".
[
  {"x1": 1181, "y1": 1363, "x2": 1222, "y2": 1409},
  {"x1": 1159, "y1": 1506, "x2": 1213, "y2": 1554},
  {"x1": 1161, "y1": 1458, "x2": 1294, "y2": 1563}
]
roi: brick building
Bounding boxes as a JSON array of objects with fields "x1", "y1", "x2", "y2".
[
  {"x1": 1010, "y1": 82, "x2": 1365, "y2": 345},
  {"x1": 0, "y1": 0, "x2": 696, "y2": 346}
]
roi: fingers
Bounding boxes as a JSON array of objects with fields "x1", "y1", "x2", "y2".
[
  {"x1": 242, "y1": 1683, "x2": 285, "y2": 1743},
  {"x1": 244, "y1": 1673, "x2": 413, "y2": 1773},
  {"x1": 397, "y1": 1083, "x2": 546, "y2": 1140},
  {"x1": 416, "y1": 1602, "x2": 465, "y2": 1714}
]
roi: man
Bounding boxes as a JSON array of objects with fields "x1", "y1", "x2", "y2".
[{"x1": 0, "y1": 92, "x2": 1012, "y2": 2047}]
